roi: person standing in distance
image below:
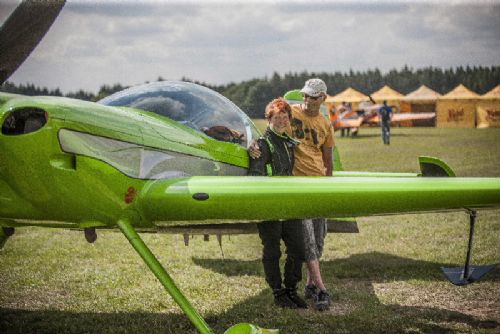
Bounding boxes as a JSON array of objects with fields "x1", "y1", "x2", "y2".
[{"x1": 378, "y1": 100, "x2": 393, "y2": 145}]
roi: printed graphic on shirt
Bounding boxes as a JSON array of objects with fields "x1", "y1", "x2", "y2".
[
  {"x1": 290, "y1": 105, "x2": 335, "y2": 176},
  {"x1": 291, "y1": 118, "x2": 305, "y2": 139},
  {"x1": 291, "y1": 114, "x2": 330, "y2": 148}
]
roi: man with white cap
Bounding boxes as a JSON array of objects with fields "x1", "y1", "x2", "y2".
[
  {"x1": 291, "y1": 78, "x2": 334, "y2": 311},
  {"x1": 249, "y1": 78, "x2": 335, "y2": 310}
]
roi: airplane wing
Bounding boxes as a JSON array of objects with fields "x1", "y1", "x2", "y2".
[
  {"x1": 138, "y1": 175, "x2": 500, "y2": 224},
  {"x1": 334, "y1": 117, "x2": 364, "y2": 129},
  {"x1": 2, "y1": 165, "x2": 498, "y2": 229},
  {"x1": 365, "y1": 113, "x2": 436, "y2": 124}
]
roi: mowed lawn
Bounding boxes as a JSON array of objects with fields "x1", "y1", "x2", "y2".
[{"x1": 1, "y1": 126, "x2": 499, "y2": 334}]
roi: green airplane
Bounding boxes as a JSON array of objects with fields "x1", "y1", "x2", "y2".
[{"x1": 0, "y1": 2, "x2": 499, "y2": 334}]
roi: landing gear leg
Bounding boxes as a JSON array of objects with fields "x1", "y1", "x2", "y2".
[
  {"x1": 117, "y1": 218, "x2": 277, "y2": 334},
  {"x1": 441, "y1": 209, "x2": 498, "y2": 285},
  {"x1": 117, "y1": 218, "x2": 215, "y2": 334}
]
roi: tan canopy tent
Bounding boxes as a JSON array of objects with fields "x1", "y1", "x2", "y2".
[
  {"x1": 436, "y1": 84, "x2": 479, "y2": 128},
  {"x1": 401, "y1": 85, "x2": 441, "y2": 126},
  {"x1": 477, "y1": 85, "x2": 500, "y2": 128},
  {"x1": 402, "y1": 85, "x2": 441, "y2": 103},
  {"x1": 325, "y1": 87, "x2": 369, "y2": 112},
  {"x1": 371, "y1": 85, "x2": 403, "y2": 104}
]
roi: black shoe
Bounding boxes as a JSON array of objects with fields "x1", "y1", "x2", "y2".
[
  {"x1": 285, "y1": 288, "x2": 308, "y2": 309},
  {"x1": 315, "y1": 290, "x2": 331, "y2": 311},
  {"x1": 304, "y1": 284, "x2": 319, "y2": 300},
  {"x1": 273, "y1": 289, "x2": 297, "y2": 309}
]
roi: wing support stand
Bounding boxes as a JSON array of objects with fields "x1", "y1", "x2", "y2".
[{"x1": 441, "y1": 209, "x2": 498, "y2": 285}]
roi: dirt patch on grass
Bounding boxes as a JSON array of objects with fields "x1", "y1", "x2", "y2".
[
  {"x1": 373, "y1": 281, "x2": 500, "y2": 321},
  {"x1": 0, "y1": 287, "x2": 72, "y2": 310}
]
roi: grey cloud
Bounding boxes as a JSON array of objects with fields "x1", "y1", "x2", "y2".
[
  {"x1": 5, "y1": 0, "x2": 500, "y2": 93},
  {"x1": 65, "y1": 1, "x2": 201, "y2": 18},
  {"x1": 395, "y1": 4, "x2": 499, "y2": 38},
  {"x1": 446, "y1": 4, "x2": 500, "y2": 47},
  {"x1": 157, "y1": 6, "x2": 295, "y2": 49},
  {"x1": 276, "y1": 1, "x2": 409, "y2": 15}
]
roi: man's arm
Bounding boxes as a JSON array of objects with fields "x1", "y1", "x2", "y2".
[
  {"x1": 321, "y1": 145, "x2": 333, "y2": 176},
  {"x1": 321, "y1": 119, "x2": 335, "y2": 176},
  {"x1": 248, "y1": 140, "x2": 261, "y2": 159},
  {"x1": 248, "y1": 139, "x2": 269, "y2": 176}
]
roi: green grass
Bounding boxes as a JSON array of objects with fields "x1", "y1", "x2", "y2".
[{"x1": 1, "y1": 127, "x2": 500, "y2": 334}]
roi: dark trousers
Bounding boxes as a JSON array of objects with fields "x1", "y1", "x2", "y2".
[
  {"x1": 258, "y1": 220, "x2": 305, "y2": 290},
  {"x1": 381, "y1": 121, "x2": 390, "y2": 144}
]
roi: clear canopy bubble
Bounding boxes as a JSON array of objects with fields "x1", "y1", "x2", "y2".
[{"x1": 99, "y1": 81, "x2": 259, "y2": 147}]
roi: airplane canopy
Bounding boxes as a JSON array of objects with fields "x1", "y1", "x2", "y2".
[{"x1": 98, "y1": 81, "x2": 259, "y2": 147}]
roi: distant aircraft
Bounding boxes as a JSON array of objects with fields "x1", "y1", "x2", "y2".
[
  {"x1": 1, "y1": 2, "x2": 498, "y2": 334},
  {"x1": 284, "y1": 91, "x2": 436, "y2": 137},
  {"x1": 330, "y1": 99, "x2": 436, "y2": 136}
]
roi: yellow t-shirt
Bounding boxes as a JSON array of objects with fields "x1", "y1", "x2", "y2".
[{"x1": 290, "y1": 104, "x2": 335, "y2": 176}]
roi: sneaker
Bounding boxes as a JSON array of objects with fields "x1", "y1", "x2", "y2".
[
  {"x1": 273, "y1": 289, "x2": 297, "y2": 309},
  {"x1": 285, "y1": 288, "x2": 308, "y2": 309},
  {"x1": 315, "y1": 290, "x2": 331, "y2": 311},
  {"x1": 304, "y1": 284, "x2": 319, "y2": 300}
]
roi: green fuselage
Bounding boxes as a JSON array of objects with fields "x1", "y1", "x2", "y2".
[{"x1": 1, "y1": 92, "x2": 500, "y2": 231}]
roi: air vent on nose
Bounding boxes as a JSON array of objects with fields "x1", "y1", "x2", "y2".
[{"x1": 2, "y1": 108, "x2": 47, "y2": 135}]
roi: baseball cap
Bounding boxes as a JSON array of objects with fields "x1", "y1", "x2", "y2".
[{"x1": 300, "y1": 78, "x2": 327, "y2": 97}]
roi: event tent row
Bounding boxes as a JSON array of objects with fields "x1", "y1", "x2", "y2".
[{"x1": 324, "y1": 84, "x2": 500, "y2": 128}]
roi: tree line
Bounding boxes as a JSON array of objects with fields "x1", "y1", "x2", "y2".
[{"x1": 2, "y1": 65, "x2": 498, "y2": 118}]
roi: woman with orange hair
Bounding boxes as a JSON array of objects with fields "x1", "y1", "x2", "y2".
[{"x1": 248, "y1": 98, "x2": 307, "y2": 309}]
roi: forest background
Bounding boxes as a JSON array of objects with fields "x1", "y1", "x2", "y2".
[{"x1": 1, "y1": 65, "x2": 499, "y2": 119}]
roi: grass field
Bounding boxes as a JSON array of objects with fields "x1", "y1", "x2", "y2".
[{"x1": 1, "y1": 126, "x2": 499, "y2": 334}]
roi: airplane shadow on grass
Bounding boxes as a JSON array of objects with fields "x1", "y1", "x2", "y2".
[
  {"x1": 1, "y1": 252, "x2": 498, "y2": 334},
  {"x1": 0, "y1": 307, "x2": 217, "y2": 334},
  {"x1": 193, "y1": 252, "x2": 500, "y2": 333}
]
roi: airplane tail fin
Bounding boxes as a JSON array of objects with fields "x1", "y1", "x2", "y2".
[{"x1": 418, "y1": 156, "x2": 455, "y2": 177}]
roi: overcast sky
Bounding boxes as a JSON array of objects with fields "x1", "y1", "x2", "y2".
[{"x1": 1, "y1": 0, "x2": 499, "y2": 94}]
